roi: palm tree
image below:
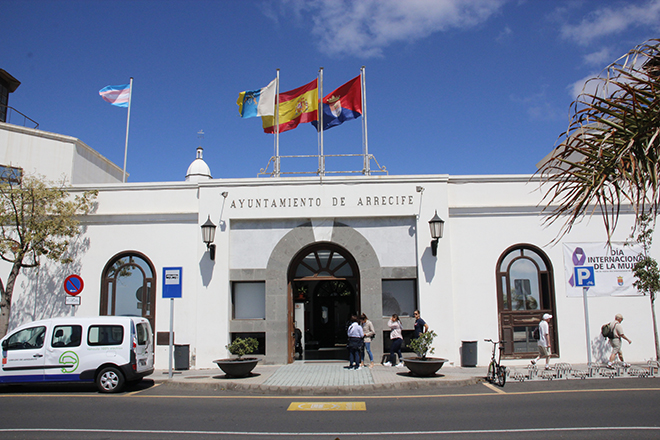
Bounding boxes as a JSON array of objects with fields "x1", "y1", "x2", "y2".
[
  {"x1": 537, "y1": 39, "x2": 660, "y2": 241},
  {"x1": 537, "y1": 39, "x2": 660, "y2": 361}
]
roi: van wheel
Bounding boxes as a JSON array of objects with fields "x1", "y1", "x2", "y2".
[{"x1": 96, "y1": 367, "x2": 125, "y2": 393}]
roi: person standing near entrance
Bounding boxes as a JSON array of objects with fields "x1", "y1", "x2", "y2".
[
  {"x1": 413, "y1": 310, "x2": 428, "y2": 339},
  {"x1": 361, "y1": 313, "x2": 375, "y2": 368},
  {"x1": 531, "y1": 313, "x2": 552, "y2": 370},
  {"x1": 384, "y1": 314, "x2": 404, "y2": 367},
  {"x1": 346, "y1": 315, "x2": 364, "y2": 370},
  {"x1": 607, "y1": 313, "x2": 632, "y2": 368}
]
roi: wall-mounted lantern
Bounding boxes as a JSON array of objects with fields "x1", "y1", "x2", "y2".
[
  {"x1": 429, "y1": 210, "x2": 445, "y2": 257},
  {"x1": 201, "y1": 215, "x2": 217, "y2": 260}
]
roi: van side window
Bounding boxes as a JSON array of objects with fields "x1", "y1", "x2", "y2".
[
  {"x1": 88, "y1": 325, "x2": 124, "y2": 346},
  {"x1": 136, "y1": 323, "x2": 149, "y2": 345},
  {"x1": 51, "y1": 325, "x2": 82, "y2": 348},
  {"x1": 6, "y1": 326, "x2": 46, "y2": 350}
]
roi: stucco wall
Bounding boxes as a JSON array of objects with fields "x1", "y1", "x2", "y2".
[{"x1": 1, "y1": 174, "x2": 658, "y2": 370}]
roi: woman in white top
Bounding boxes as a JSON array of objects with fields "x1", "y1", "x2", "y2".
[
  {"x1": 346, "y1": 315, "x2": 364, "y2": 370},
  {"x1": 385, "y1": 314, "x2": 404, "y2": 367},
  {"x1": 361, "y1": 313, "x2": 376, "y2": 368}
]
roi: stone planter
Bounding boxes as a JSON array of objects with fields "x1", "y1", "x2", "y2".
[
  {"x1": 213, "y1": 358, "x2": 261, "y2": 378},
  {"x1": 402, "y1": 357, "x2": 448, "y2": 377}
]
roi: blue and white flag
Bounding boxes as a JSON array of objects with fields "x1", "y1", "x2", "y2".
[{"x1": 237, "y1": 79, "x2": 276, "y2": 118}]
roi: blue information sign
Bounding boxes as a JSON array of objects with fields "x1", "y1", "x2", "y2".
[{"x1": 162, "y1": 267, "x2": 183, "y2": 298}]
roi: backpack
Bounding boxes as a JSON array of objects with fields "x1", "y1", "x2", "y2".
[
  {"x1": 601, "y1": 322, "x2": 615, "y2": 339},
  {"x1": 532, "y1": 325, "x2": 540, "y2": 340}
]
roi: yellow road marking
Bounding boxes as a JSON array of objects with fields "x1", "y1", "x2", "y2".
[
  {"x1": 124, "y1": 383, "x2": 161, "y2": 396},
  {"x1": 482, "y1": 382, "x2": 506, "y2": 394},
  {"x1": 287, "y1": 401, "x2": 366, "y2": 411}
]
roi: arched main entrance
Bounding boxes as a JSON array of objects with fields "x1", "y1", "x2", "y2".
[{"x1": 289, "y1": 244, "x2": 359, "y2": 361}]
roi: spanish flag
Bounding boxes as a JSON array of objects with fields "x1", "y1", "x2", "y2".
[{"x1": 262, "y1": 79, "x2": 318, "y2": 134}]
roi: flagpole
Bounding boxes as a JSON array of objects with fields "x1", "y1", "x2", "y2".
[
  {"x1": 275, "y1": 69, "x2": 280, "y2": 177},
  {"x1": 318, "y1": 67, "x2": 324, "y2": 176},
  {"x1": 122, "y1": 77, "x2": 133, "y2": 183},
  {"x1": 361, "y1": 67, "x2": 370, "y2": 175}
]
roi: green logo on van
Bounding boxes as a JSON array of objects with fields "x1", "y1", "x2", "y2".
[{"x1": 58, "y1": 351, "x2": 79, "y2": 373}]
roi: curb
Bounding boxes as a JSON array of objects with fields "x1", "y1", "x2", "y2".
[{"x1": 152, "y1": 375, "x2": 482, "y2": 395}]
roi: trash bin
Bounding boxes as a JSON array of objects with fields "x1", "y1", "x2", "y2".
[
  {"x1": 461, "y1": 341, "x2": 477, "y2": 367},
  {"x1": 174, "y1": 344, "x2": 190, "y2": 370}
]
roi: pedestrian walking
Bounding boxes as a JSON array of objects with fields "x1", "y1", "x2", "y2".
[
  {"x1": 607, "y1": 313, "x2": 632, "y2": 368},
  {"x1": 361, "y1": 313, "x2": 375, "y2": 368},
  {"x1": 531, "y1": 313, "x2": 552, "y2": 370},
  {"x1": 384, "y1": 314, "x2": 404, "y2": 367},
  {"x1": 346, "y1": 315, "x2": 364, "y2": 370},
  {"x1": 413, "y1": 310, "x2": 428, "y2": 339}
]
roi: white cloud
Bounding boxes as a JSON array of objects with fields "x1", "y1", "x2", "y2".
[
  {"x1": 568, "y1": 73, "x2": 599, "y2": 100},
  {"x1": 560, "y1": 0, "x2": 660, "y2": 45},
  {"x1": 582, "y1": 47, "x2": 612, "y2": 67},
  {"x1": 497, "y1": 25, "x2": 513, "y2": 43},
  {"x1": 280, "y1": 0, "x2": 507, "y2": 57}
]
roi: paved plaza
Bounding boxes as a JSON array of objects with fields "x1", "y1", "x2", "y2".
[{"x1": 149, "y1": 360, "x2": 660, "y2": 395}]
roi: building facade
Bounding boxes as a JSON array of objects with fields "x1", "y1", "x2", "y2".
[{"x1": 1, "y1": 122, "x2": 658, "y2": 370}]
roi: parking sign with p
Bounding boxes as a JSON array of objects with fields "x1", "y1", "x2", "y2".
[{"x1": 574, "y1": 266, "x2": 595, "y2": 287}]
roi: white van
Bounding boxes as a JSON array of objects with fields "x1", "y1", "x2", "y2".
[{"x1": 1, "y1": 316, "x2": 154, "y2": 393}]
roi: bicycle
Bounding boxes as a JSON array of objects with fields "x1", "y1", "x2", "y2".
[{"x1": 484, "y1": 339, "x2": 506, "y2": 387}]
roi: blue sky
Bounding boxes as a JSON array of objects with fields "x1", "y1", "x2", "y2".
[{"x1": 2, "y1": 0, "x2": 659, "y2": 182}]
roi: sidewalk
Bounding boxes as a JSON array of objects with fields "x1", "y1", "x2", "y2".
[{"x1": 147, "y1": 360, "x2": 659, "y2": 395}]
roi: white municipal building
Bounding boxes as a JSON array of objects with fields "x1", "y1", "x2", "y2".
[{"x1": 1, "y1": 70, "x2": 658, "y2": 369}]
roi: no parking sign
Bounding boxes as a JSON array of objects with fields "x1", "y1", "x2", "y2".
[
  {"x1": 63, "y1": 274, "x2": 84, "y2": 295},
  {"x1": 63, "y1": 274, "x2": 83, "y2": 305}
]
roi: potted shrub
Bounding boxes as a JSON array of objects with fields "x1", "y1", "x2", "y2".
[
  {"x1": 403, "y1": 330, "x2": 448, "y2": 376},
  {"x1": 213, "y1": 337, "x2": 261, "y2": 378}
]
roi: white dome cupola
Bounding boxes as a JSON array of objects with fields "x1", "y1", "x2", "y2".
[{"x1": 185, "y1": 147, "x2": 212, "y2": 182}]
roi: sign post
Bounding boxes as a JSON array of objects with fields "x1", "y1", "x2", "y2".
[
  {"x1": 162, "y1": 267, "x2": 182, "y2": 379},
  {"x1": 574, "y1": 266, "x2": 595, "y2": 365}
]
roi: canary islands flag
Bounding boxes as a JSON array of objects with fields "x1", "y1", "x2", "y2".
[
  {"x1": 262, "y1": 79, "x2": 318, "y2": 134},
  {"x1": 99, "y1": 84, "x2": 131, "y2": 108},
  {"x1": 312, "y1": 75, "x2": 362, "y2": 131},
  {"x1": 237, "y1": 79, "x2": 276, "y2": 118}
]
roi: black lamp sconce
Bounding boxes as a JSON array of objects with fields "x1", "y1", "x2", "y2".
[
  {"x1": 429, "y1": 210, "x2": 445, "y2": 257},
  {"x1": 201, "y1": 215, "x2": 217, "y2": 260}
]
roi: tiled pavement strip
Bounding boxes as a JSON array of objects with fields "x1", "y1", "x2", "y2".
[{"x1": 149, "y1": 360, "x2": 659, "y2": 394}]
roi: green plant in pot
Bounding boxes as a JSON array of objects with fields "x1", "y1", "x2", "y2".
[
  {"x1": 407, "y1": 330, "x2": 437, "y2": 359},
  {"x1": 403, "y1": 330, "x2": 448, "y2": 377},
  {"x1": 214, "y1": 337, "x2": 261, "y2": 378},
  {"x1": 226, "y1": 337, "x2": 258, "y2": 359}
]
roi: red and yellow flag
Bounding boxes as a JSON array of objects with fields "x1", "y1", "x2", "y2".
[{"x1": 262, "y1": 79, "x2": 318, "y2": 134}]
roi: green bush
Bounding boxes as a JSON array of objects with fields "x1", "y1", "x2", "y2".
[
  {"x1": 407, "y1": 330, "x2": 437, "y2": 360},
  {"x1": 225, "y1": 337, "x2": 258, "y2": 359}
]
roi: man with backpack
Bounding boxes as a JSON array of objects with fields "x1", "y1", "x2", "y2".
[
  {"x1": 607, "y1": 313, "x2": 632, "y2": 368},
  {"x1": 530, "y1": 314, "x2": 552, "y2": 370}
]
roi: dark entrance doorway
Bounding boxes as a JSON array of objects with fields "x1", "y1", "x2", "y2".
[{"x1": 289, "y1": 244, "x2": 359, "y2": 361}]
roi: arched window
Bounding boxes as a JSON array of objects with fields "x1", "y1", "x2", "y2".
[
  {"x1": 496, "y1": 244, "x2": 557, "y2": 358},
  {"x1": 100, "y1": 252, "x2": 156, "y2": 330}
]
